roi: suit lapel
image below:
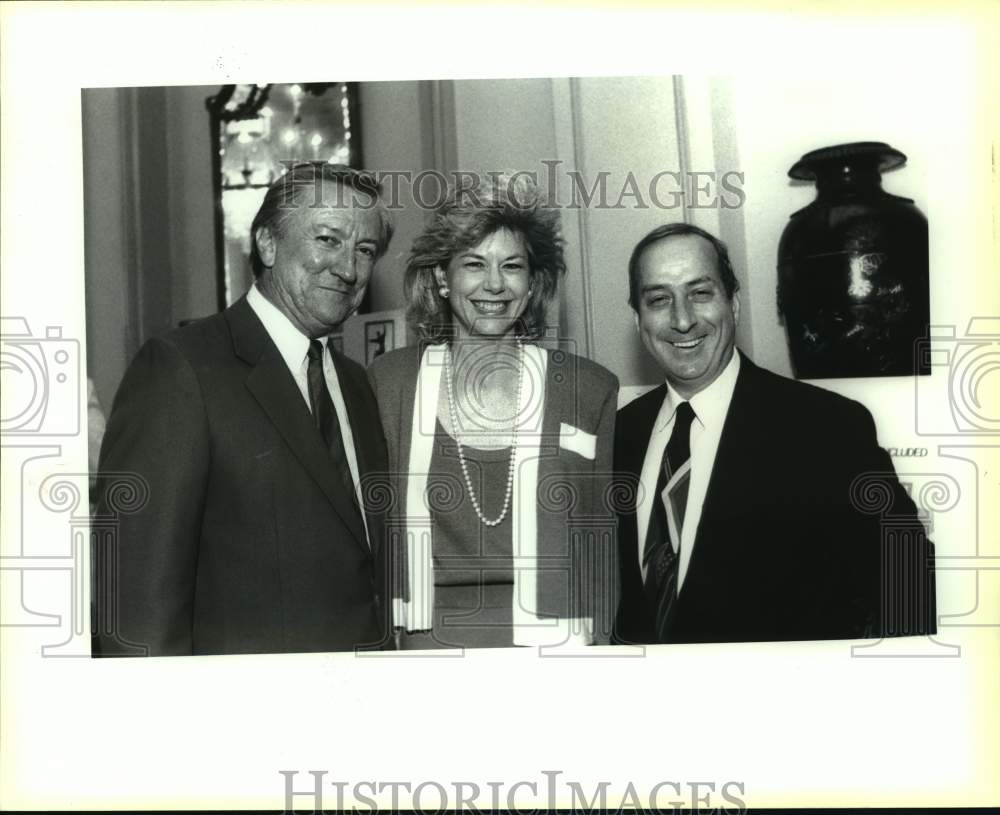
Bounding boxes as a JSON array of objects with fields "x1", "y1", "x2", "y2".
[
  {"x1": 226, "y1": 298, "x2": 368, "y2": 552},
  {"x1": 615, "y1": 385, "x2": 667, "y2": 571},
  {"x1": 684, "y1": 353, "x2": 761, "y2": 590},
  {"x1": 614, "y1": 384, "x2": 668, "y2": 643},
  {"x1": 619, "y1": 385, "x2": 667, "y2": 478}
]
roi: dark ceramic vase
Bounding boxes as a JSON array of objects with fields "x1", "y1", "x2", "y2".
[{"x1": 777, "y1": 142, "x2": 930, "y2": 379}]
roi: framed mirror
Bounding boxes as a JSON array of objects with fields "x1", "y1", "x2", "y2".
[{"x1": 206, "y1": 82, "x2": 362, "y2": 309}]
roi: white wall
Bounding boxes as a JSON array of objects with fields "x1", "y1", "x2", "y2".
[
  {"x1": 715, "y1": 74, "x2": 938, "y2": 379},
  {"x1": 553, "y1": 75, "x2": 685, "y2": 386},
  {"x1": 357, "y1": 80, "x2": 429, "y2": 313},
  {"x1": 451, "y1": 78, "x2": 558, "y2": 176},
  {"x1": 82, "y1": 84, "x2": 218, "y2": 410},
  {"x1": 163, "y1": 84, "x2": 217, "y2": 324},
  {"x1": 82, "y1": 88, "x2": 136, "y2": 413}
]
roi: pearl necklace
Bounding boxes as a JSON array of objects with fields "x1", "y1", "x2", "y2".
[{"x1": 442, "y1": 340, "x2": 524, "y2": 527}]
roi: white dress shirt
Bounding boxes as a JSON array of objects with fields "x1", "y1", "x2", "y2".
[
  {"x1": 246, "y1": 284, "x2": 369, "y2": 545},
  {"x1": 636, "y1": 350, "x2": 740, "y2": 590}
]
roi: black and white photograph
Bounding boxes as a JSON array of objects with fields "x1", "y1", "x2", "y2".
[
  {"x1": 1, "y1": 1, "x2": 997, "y2": 812},
  {"x1": 83, "y1": 73, "x2": 938, "y2": 657}
]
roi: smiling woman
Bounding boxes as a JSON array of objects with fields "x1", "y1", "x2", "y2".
[
  {"x1": 368, "y1": 173, "x2": 621, "y2": 650},
  {"x1": 434, "y1": 228, "x2": 533, "y2": 341},
  {"x1": 403, "y1": 173, "x2": 565, "y2": 343}
]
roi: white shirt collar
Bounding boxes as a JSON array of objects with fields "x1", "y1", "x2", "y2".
[
  {"x1": 247, "y1": 283, "x2": 323, "y2": 370},
  {"x1": 658, "y1": 349, "x2": 741, "y2": 432}
]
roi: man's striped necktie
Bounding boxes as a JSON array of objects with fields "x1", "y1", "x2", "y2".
[{"x1": 642, "y1": 400, "x2": 695, "y2": 641}]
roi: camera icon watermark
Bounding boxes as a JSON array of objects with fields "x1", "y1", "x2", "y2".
[
  {"x1": 914, "y1": 317, "x2": 1000, "y2": 436},
  {"x1": 0, "y1": 316, "x2": 81, "y2": 437}
]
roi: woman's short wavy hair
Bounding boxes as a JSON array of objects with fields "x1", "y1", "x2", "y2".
[{"x1": 405, "y1": 172, "x2": 565, "y2": 341}]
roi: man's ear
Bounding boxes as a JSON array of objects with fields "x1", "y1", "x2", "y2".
[
  {"x1": 731, "y1": 292, "x2": 741, "y2": 326},
  {"x1": 255, "y1": 227, "x2": 276, "y2": 268},
  {"x1": 632, "y1": 309, "x2": 640, "y2": 333}
]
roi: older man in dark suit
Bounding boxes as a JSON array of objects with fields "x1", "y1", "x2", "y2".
[
  {"x1": 613, "y1": 223, "x2": 935, "y2": 644},
  {"x1": 93, "y1": 163, "x2": 394, "y2": 656}
]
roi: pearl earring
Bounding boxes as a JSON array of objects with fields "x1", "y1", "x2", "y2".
[{"x1": 438, "y1": 285, "x2": 450, "y2": 298}]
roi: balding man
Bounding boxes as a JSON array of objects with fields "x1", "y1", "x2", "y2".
[{"x1": 613, "y1": 223, "x2": 935, "y2": 645}]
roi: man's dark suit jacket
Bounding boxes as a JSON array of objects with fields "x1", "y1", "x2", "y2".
[
  {"x1": 614, "y1": 352, "x2": 936, "y2": 644},
  {"x1": 93, "y1": 296, "x2": 390, "y2": 656}
]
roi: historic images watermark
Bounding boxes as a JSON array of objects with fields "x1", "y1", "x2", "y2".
[
  {"x1": 7, "y1": 319, "x2": 995, "y2": 658},
  {"x1": 276, "y1": 159, "x2": 747, "y2": 212},
  {"x1": 1, "y1": 317, "x2": 90, "y2": 655},
  {"x1": 280, "y1": 769, "x2": 747, "y2": 813},
  {"x1": 1, "y1": 317, "x2": 80, "y2": 437}
]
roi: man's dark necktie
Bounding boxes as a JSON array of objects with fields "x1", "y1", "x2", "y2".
[
  {"x1": 642, "y1": 400, "x2": 695, "y2": 641},
  {"x1": 307, "y1": 340, "x2": 363, "y2": 519}
]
